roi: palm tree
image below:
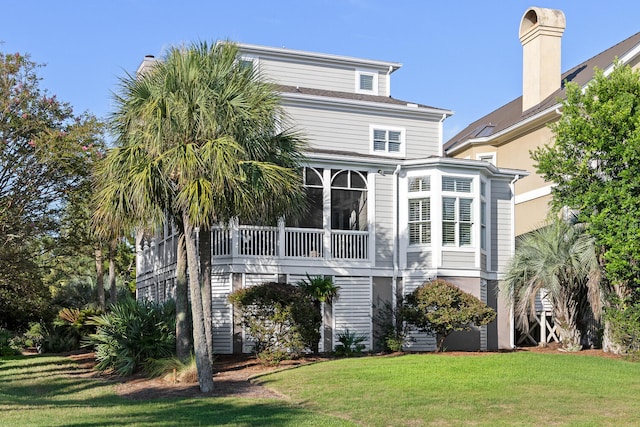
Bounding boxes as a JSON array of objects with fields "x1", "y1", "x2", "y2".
[
  {"x1": 297, "y1": 274, "x2": 339, "y2": 353},
  {"x1": 99, "y1": 41, "x2": 306, "y2": 392},
  {"x1": 501, "y1": 219, "x2": 602, "y2": 351}
]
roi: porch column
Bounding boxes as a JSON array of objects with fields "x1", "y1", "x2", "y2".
[{"x1": 323, "y1": 168, "x2": 332, "y2": 259}]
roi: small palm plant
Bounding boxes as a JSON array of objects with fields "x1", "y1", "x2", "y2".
[{"x1": 297, "y1": 274, "x2": 339, "y2": 353}]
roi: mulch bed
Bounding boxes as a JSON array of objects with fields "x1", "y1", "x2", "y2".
[{"x1": 63, "y1": 346, "x2": 622, "y2": 401}]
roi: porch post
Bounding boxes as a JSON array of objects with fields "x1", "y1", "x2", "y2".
[
  {"x1": 323, "y1": 168, "x2": 332, "y2": 259},
  {"x1": 278, "y1": 218, "x2": 286, "y2": 259}
]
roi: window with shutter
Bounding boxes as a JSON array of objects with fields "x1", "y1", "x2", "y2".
[
  {"x1": 356, "y1": 70, "x2": 378, "y2": 94},
  {"x1": 409, "y1": 198, "x2": 430, "y2": 244},
  {"x1": 409, "y1": 176, "x2": 430, "y2": 192},
  {"x1": 442, "y1": 196, "x2": 473, "y2": 246}
]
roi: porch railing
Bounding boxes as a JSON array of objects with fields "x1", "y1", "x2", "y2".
[{"x1": 208, "y1": 224, "x2": 368, "y2": 261}]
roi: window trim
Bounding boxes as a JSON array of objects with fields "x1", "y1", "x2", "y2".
[
  {"x1": 355, "y1": 69, "x2": 379, "y2": 95},
  {"x1": 476, "y1": 152, "x2": 496, "y2": 166},
  {"x1": 369, "y1": 125, "x2": 406, "y2": 156}
]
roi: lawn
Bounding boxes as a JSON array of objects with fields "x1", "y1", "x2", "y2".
[
  {"x1": 1, "y1": 352, "x2": 638, "y2": 426},
  {"x1": 258, "y1": 352, "x2": 640, "y2": 426}
]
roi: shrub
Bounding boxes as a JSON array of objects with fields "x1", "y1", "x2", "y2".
[
  {"x1": 0, "y1": 328, "x2": 20, "y2": 356},
  {"x1": 229, "y1": 282, "x2": 320, "y2": 364},
  {"x1": 605, "y1": 301, "x2": 640, "y2": 360},
  {"x1": 402, "y1": 279, "x2": 496, "y2": 352},
  {"x1": 86, "y1": 298, "x2": 176, "y2": 375},
  {"x1": 144, "y1": 355, "x2": 198, "y2": 383},
  {"x1": 373, "y1": 300, "x2": 410, "y2": 353},
  {"x1": 334, "y1": 329, "x2": 367, "y2": 356}
]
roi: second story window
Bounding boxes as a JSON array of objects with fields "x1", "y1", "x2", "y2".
[
  {"x1": 408, "y1": 176, "x2": 431, "y2": 245},
  {"x1": 371, "y1": 126, "x2": 405, "y2": 155},
  {"x1": 442, "y1": 176, "x2": 473, "y2": 247}
]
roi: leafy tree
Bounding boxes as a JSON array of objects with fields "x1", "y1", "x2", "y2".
[
  {"x1": 229, "y1": 282, "x2": 320, "y2": 364},
  {"x1": 533, "y1": 62, "x2": 640, "y2": 300},
  {"x1": 403, "y1": 279, "x2": 496, "y2": 352},
  {"x1": 532, "y1": 62, "x2": 640, "y2": 352},
  {"x1": 99, "y1": 41, "x2": 306, "y2": 391},
  {"x1": 0, "y1": 51, "x2": 105, "y2": 330},
  {"x1": 502, "y1": 220, "x2": 602, "y2": 351}
]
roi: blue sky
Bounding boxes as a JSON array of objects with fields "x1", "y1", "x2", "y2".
[{"x1": 2, "y1": 1, "x2": 639, "y2": 141}]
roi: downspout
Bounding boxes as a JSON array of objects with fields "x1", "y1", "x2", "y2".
[
  {"x1": 438, "y1": 113, "x2": 447, "y2": 157},
  {"x1": 508, "y1": 174, "x2": 521, "y2": 349},
  {"x1": 392, "y1": 164, "x2": 402, "y2": 314},
  {"x1": 386, "y1": 65, "x2": 393, "y2": 97}
]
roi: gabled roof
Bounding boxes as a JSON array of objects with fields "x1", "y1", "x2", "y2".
[{"x1": 445, "y1": 31, "x2": 640, "y2": 153}]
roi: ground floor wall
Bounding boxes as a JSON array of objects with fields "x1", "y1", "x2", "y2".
[{"x1": 137, "y1": 270, "x2": 510, "y2": 354}]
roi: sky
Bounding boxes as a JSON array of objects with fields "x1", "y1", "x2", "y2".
[{"x1": 2, "y1": 1, "x2": 640, "y2": 142}]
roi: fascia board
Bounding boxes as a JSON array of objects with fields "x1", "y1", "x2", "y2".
[
  {"x1": 235, "y1": 42, "x2": 402, "y2": 72},
  {"x1": 281, "y1": 92, "x2": 453, "y2": 120}
]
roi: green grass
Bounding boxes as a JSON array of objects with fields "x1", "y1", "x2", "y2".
[
  {"x1": 2, "y1": 352, "x2": 639, "y2": 426},
  {"x1": 259, "y1": 352, "x2": 640, "y2": 426},
  {"x1": 0, "y1": 355, "x2": 351, "y2": 427}
]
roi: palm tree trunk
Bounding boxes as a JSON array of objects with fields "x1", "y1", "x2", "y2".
[
  {"x1": 199, "y1": 227, "x2": 214, "y2": 366},
  {"x1": 175, "y1": 231, "x2": 192, "y2": 360},
  {"x1": 183, "y1": 213, "x2": 214, "y2": 393},
  {"x1": 108, "y1": 240, "x2": 117, "y2": 306},
  {"x1": 95, "y1": 246, "x2": 105, "y2": 311}
]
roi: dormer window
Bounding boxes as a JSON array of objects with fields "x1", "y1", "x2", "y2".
[
  {"x1": 356, "y1": 69, "x2": 378, "y2": 95},
  {"x1": 238, "y1": 55, "x2": 258, "y2": 72},
  {"x1": 371, "y1": 126, "x2": 405, "y2": 156}
]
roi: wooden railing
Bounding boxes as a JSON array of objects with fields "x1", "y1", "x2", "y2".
[{"x1": 209, "y1": 225, "x2": 369, "y2": 260}]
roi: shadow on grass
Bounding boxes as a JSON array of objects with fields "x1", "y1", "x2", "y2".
[{"x1": 0, "y1": 355, "x2": 354, "y2": 426}]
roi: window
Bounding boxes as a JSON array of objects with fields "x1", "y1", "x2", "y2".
[
  {"x1": 409, "y1": 198, "x2": 430, "y2": 244},
  {"x1": 442, "y1": 198, "x2": 473, "y2": 246},
  {"x1": 442, "y1": 176, "x2": 473, "y2": 247},
  {"x1": 442, "y1": 176, "x2": 472, "y2": 193},
  {"x1": 356, "y1": 70, "x2": 378, "y2": 94},
  {"x1": 371, "y1": 126, "x2": 405, "y2": 155},
  {"x1": 409, "y1": 176, "x2": 430, "y2": 192},
  {"x1": 476, "y1": 152, "x2": 496, "y2": 166},
  {"x1": 480, "y1": 201, "x2": 487, "y2": 250},
  {"x1": 286, "y1": 167, "x2": 323, "y2": 229},
  {"x1": 331, "y1": 170, "x2": 368, "y2": 231},
  {"x1": 238, "y1": 55, "x2": 258, "y2": 72}
]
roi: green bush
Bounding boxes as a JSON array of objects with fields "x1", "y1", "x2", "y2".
[
  {"x1": 0, "y1": 328, "x2": 20, "y2": 356},
  {"x1": 86, "y1": 298, "x2": 176, "y2": 375},
  {"x1": 229, "y1": 282, "x2": 320, "y2": 364},
  {"x1": 373, "y1": 300, "x2": 410, "y2": 353},
  {"x1": 403, "y1": 279, "x2": 496, "y2": 352},
  {"x1": 605, "y1": 302, "x2": 640, "y2": 360},
  {"x1": 334, "y1": 329, "x2": 367, "y2": 356}
]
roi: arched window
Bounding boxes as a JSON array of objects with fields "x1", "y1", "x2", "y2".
[
  {"x1": 331, "y1": 170, "x2": 368, "y2": 231},
  {"x1": 286, "y1": 167, "x2": 324, "y2": 229}
]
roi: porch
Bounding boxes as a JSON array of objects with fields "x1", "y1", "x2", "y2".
[{"x1": 210, "y1": 223, "x2": 370, "y2": 261}]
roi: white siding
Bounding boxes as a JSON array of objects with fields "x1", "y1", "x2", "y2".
[
  {"x1": 211, "y1": 273, "x2": 233, "y2": 354},
  {"x1": 480, "y1": 279, "x2": 488, "y2": 351},
  {"x1": 282, "y1": 103, "x2": 441, "y2": 159},
  {"x1": 402, "y1": 276, "x2": 437, "y2": 351},
  {"x1": 491, "y1": 180, "x2": 513, "y2": 272},
  {"x1": 406, "y1": 251, "x2": 432, "y2": 269},
  {"x1": 257, "y1": 56, "x2": 389, "y2": 95},
  {"x1": 441, "y1": 251, "x2": 476, "y2": 269},
  {"x1": 333, "y1": 276, "x2": 372, "y2": 350},
  {"x1": 375, "y1": 174, "x2": 394, "y2": 267}
]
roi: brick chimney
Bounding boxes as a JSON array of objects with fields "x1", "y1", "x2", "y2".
[{"x1": 519, "y1": 7, "x2": 566, "y2": 112}]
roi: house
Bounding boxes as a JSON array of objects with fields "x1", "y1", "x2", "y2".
[
  {"x1": 135, "y1": 43, "x2": 524, "y2": 353},
  {"x1": 445, "y1": 6, "x2": 640, "y2": 346},
  {"x1": 445, "y1": 6, "x2": 640, "y2": 237}
]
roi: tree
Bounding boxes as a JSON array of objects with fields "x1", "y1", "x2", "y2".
[
  {"x1": 0, "y1": 51, "x2": 105, "y2": 330},
  {"x1": 100, "y1": 41, "x2": 305, "y2": 392},
  {"x1": 402, "y1": 279, "x2": 496, "y2": 352},
  {"x1": 532, "y1": 62, "x2": 640, "y2": 352},
  {"x1": 533, "y1": 62, "x2": 640, "y2": 300},
  {"x1": 501, "y1": 220, "x2": 602, "y2": 351},
  {"x1": 297, "y1": 274, "x2": 339, "y2": 353}
]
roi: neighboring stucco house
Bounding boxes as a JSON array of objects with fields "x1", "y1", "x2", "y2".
[
  {"x1": 445, "y1": 7, "x2": 640, "y2": 237},
  {"x1": 136, "y1": 43, "x2": 524, "y2": 353},
  {"x1": 445, "y1": 7, "x2": 640, "y2": 346}
]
